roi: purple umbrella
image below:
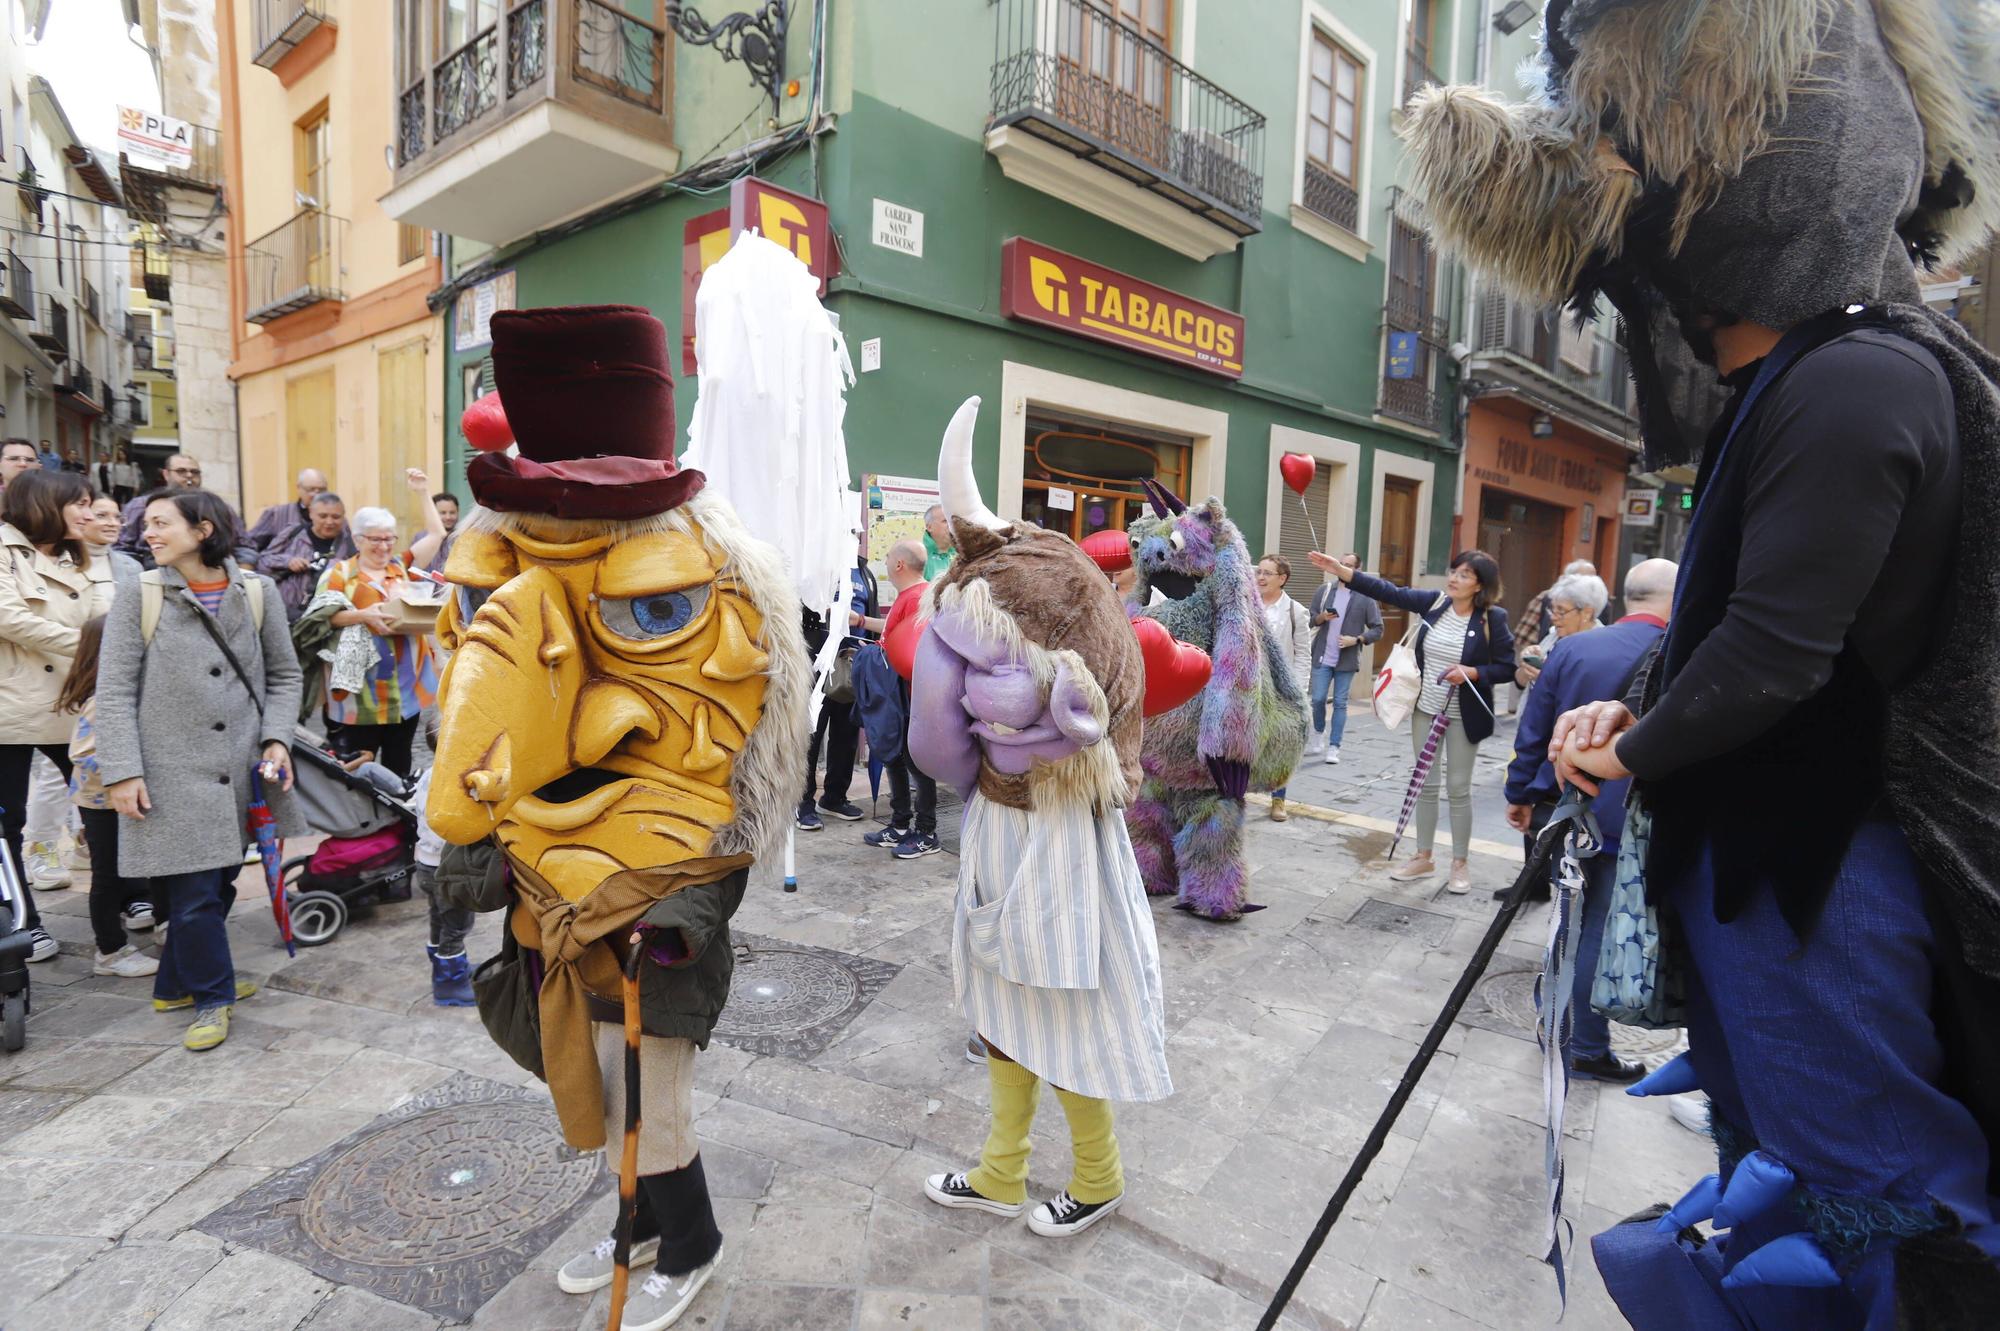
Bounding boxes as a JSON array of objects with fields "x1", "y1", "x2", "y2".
[{"x1": 1387, "y1": 688, "x2": 1456, "y2": 860}]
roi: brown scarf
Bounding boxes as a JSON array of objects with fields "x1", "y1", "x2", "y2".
[{"x1": 505, "y1": 852, "x2": 752, "y2": 1150}]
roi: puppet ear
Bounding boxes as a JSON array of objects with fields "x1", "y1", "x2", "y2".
[
  {"x1": 951, "y1": 518, "x2": 1007, "y2": 563},
  {"x1": 1196, "y1": 497, "x2": 1226, "y2": 524}
]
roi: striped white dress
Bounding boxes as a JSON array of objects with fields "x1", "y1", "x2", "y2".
[{"x1": 953, "y1": 793, "x2": 1173, "y2": 1103}]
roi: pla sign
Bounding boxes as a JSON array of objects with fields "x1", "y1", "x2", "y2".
[
  {"x1": 681, "y1": 177, "x2": 836, "y2": 373},
  {"x1": 117, "y1": 106, "x2": 194, "y2": 171},
  {"x1": 1000, "y1": 238, "x2": 1245, "y2": 379}
]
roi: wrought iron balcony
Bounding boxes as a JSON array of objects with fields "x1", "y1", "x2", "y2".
[
  {"x1": 243, "y1": 209, "x2": 346, "y2": 325},
  {"x1": 57, "y1": 365, "x2": 95, "y2": 403},
  {"x1": 0, "y1": 251, "x2": 31, "y2": 321},
  {"x1": 125, "y1": 393, "x2": 151, "y2": 428},
  {"x1": 32, "y1": 297, "x2": 69, "y2": 359},
  {"x1": 82, "y1": 281, "x2": 100, "y2": 326},
  {"x1": 142, "y1": 242, "x2": 171, "y2": 301},
  {"x1": 988, "y1": 0, "x2": 1266, "y2": 240},
  {"x1": 1300, "y1": 160, "x2": 1359, "y2": 234},
  {"x1": 388, "y1": 0, "x2": 678, "y2": 245},
  {"x1": 1377, "y1": 376, "x2": 1440, "y2": 431},
  {"x1": 119, "y1": 124, "x2": 225, "y2": 226},
  {"x1": 1472, "y1": 293, "x2": 1640, "y2": 429},
  {"x1": 1403, "y1": 49, "x2": 1441, "y2": 108},
  {"x1": 253, "y1": 0, "x2": 331, "y2": 69}
]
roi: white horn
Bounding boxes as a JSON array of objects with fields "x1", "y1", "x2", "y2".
[{"x1": 937, "y1": 395, "x2": 1007, "y2": 532}]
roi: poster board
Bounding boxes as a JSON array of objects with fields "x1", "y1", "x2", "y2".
[{"x1": 861, "y1": 473, "x2": 940, "y2": 575}]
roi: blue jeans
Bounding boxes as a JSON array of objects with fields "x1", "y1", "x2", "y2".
[
  {"x1": 152, "y1": 867, "x2": 239, "y2": 1009},
  {"x1": 1671, "y1": 821, "x2": 1999, "y2": 1325},
  {"x1": 1310, "y1": 665, "x2": 1356, "y2": 747},
  {"x1": 1568, "y1": 849, "x2": 1615, "y2": 1061}
]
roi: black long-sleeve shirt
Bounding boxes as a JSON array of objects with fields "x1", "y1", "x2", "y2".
[{"x1": 1620, "y1": 328, "x2": 1960, "y2": 779}]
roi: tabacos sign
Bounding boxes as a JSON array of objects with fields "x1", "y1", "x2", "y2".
[
  {"x1": 681, "y1": 177, "x2": 836, "y2": 373},
  {"x1": 1000, "y1": 238, "x2": 1244, "y2": 379}
]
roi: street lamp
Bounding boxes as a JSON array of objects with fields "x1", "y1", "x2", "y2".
[{"x1": 1494, "y1": 1, "x2": 1538, "y2": 36}]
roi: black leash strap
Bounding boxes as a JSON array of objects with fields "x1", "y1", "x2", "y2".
[{"x1": 1256, "y1": 804, "x2": 1589, "y2": 1330}]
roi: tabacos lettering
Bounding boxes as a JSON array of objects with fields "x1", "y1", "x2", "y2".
[{"x1": 1002, "y1": 238, "x2": 1245, "y2": 378}]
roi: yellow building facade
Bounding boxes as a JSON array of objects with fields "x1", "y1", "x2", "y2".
[{"x1": 221, "y1": 0, "x2": 445, "y2": 533}]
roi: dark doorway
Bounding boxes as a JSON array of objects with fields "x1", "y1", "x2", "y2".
[
  {"x1": 1477, "y1": 488, "x2": 1565, "y2": 625},
  {"x1": 1374, "y1": 475, "x2": 1421, "y2": 671}
]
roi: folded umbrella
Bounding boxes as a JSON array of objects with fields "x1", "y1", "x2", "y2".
[
  {"x1": 247, "y1": 769, "x2": 295, "y2": 957},
  {"x1": 1387, "y1": 690, "x2": 1456, "y2": 860}
]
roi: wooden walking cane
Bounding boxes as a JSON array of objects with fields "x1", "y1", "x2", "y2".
[{"x1": 606, "y1": 927, "x2": 647, "y2": 1331}]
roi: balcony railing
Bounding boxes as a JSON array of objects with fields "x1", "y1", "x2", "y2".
[
  {"x1": 142, "y1": 242, "x2": 172, "y2": 301},
  {"x1": 32, "y1": 298, "x2": 69, "y2": 359},
  {"x1": 0, "y1": 251, "x2": 31, "y2": 320},
  {"x1": 989, "y1": 0, "x2": 1266, "y2": 237},
  {"x1": 119, "y1": 124, "x2": 225, "y2": 205},
  {"x1": 253, "y1": 0, "x2": 330, "y2": 69},
  {"x1": 126, "y1": 393, "x2": 151, "y2": 427},
  {"x1": 399, "y1": 0, "x2": 665, "y2": 168},
  {"x1": 1475, "y1": 293, "x2": 1639, "y2": 421},
  {"x1": 244, "y1": 210, "x2": 347, "y2": 324},
  {"x1": 57, "y1": 365, "x2": 95, "y2": 402},
  {"x1": 1377, "y1": 376, "x2": 1440, "y2": 431},
  {"x1": 1300, "y1": 159, "x2": 1359, "y2": 234},
  {"x1": 82, "y1": 280, "x2": 100, "y2": 326}
]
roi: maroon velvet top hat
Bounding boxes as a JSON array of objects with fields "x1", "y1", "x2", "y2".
[{"x1": 464, "y1": 304, "x2": 704, "y2": 520}]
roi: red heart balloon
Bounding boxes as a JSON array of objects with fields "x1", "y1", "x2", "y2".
[
  {"x1": 1131, "y1": 615, "x2": 1212, "y2": 717},
  {"x1": 1279, "y1": 452, "x2": 1316, "y2": 496},
  {"x1": 1080, "y1": 529, "x2": 1133, "y2": 574},
  {"x1": 461, "y1": 392, "x2": 514, "y2": 453}
]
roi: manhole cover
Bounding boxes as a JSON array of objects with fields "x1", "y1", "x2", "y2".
[
  {"x1": 200, "y1": 1075, "x2": 604, "y2": 1319},
  {"x1": 1475, "y1": 967, "x2": 1685, "y2": 1059},
  {"x1": 1349, "y1": 897, "x2": 1456, "y2": 947},
  {"x1": 715, "y1": 934, "x2": 900, "y2": 1060}
]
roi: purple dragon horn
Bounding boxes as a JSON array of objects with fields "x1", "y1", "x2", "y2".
[
  {"x1": 1144, "y1": 478, "x2": 1187, "y2": 515},
  {"x1": 1140, "y1": 478, "x2": 1171, "y2": 519}
]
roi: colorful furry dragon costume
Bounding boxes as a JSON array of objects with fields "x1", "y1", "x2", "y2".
[
  {"x1": 1125, "y1": 485, "x2": 1307, "y2": 920},
  {"x1": 426, "y1": 306, "x2": 806, "y2": 1330},
  {"x1": 1403, "y1": 1, "x2": 2000, "y2": 1326},
  {"x1": 909, "y1": 397, "x2": 1180, "y2": 1238}
]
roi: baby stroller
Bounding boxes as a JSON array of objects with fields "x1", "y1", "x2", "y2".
[
  {"x1": 284, "y1": 727, "x2": 421, "y2": 947},
  {"x1": 0, "y1": 822, "x2": 32, "y2": 1051}
]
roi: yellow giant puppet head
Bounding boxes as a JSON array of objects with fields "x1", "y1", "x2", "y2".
[{"x1": 426, "y1": 305, "x2": 807, "y2": 903}]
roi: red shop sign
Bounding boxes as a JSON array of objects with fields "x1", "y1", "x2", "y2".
[
  {"x1": 1000, "y1": 237, "x2": 1244, "y2": 379},
  {"x1": 681, "y1": 177, "x2": 836, "y2": 374}
]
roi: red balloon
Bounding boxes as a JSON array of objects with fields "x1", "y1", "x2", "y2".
[
  {"x1": 1279, "y1": 452, "x2": 1316, "y2": 496},
  {"x1": 1131, "y1": 615, "x2": 1212, "y2": 717},
  {"x1": 1080, "y1": 529, "x2": 1133, "y2": 574},
  {"x1": 461, "y1": 392, "x2": 514, "y2": 453},
  {"x1": 883, "y1": 612, "x2": 924, "y2": 682}
]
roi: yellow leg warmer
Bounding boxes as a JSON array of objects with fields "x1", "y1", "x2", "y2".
[
  {"x1": 967, "y1": 1055, "x2": 1041, "y2": 1205},
  {"x1": 1054, "y1": 1087, "x2": 1123, "y2": 1205}
]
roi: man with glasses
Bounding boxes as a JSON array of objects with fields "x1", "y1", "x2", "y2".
[
  {"x1": 0, "y1": 439, "x2": 38, "y2": 492},
  {"x1": 115, "y1": 454, "x2": 247, "y2": 568},
  {"x1": 245, "y1": 467, "x2": 330, "y2": 553}
]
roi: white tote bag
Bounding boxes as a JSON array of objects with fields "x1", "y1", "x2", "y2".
[{"x1": 1372, "y1": 594, "x2": 1444, "y2": 732}]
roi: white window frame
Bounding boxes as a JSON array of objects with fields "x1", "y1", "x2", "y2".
[
  {"x1": 1263, "y1": 425, "x2": 1361, "y2": 569},
  {"x1": 1289, "y1": 4, "x2": 1377, "y2": 263},
  {"x1": 1367, "y1": 449, "x2": 1437, "y2": 584}
]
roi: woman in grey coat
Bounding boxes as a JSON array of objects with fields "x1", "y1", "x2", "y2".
[{"x1": 96, "y1": 490, "x2": 303, "y2": 1053}]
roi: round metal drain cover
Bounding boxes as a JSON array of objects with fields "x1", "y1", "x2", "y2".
[
  {"x1": 301, "y1": 1102, "x2": 598, "y2": 1266},
  {"x1": 725, "y1": 949, "x2": 862, "y2": 1035},
  {"x1": 1477, "y1": 968, "x2": 1683, "y2": 1059}
]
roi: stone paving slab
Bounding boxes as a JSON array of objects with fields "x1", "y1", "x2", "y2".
[{"x1": 2, "y1": 752, "x2": 1714, "y2": 1331}]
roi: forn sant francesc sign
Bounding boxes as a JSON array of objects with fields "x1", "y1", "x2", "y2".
[{"x1": 1000, "y1": 238, "x2": 1244, "y2": 380}]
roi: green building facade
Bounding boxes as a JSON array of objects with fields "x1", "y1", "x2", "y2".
[{"x1": 418, "y1": 0, "x2": 1493, "y2": 603}]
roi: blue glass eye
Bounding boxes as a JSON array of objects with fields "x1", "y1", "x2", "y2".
[
  {"x1": 601, "y1": 585, "x2": 711, "y2": 641},
  {"x1": 456, "y1": 585, "x2": 491, "y2": 621}
]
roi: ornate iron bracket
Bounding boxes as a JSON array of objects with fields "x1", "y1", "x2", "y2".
[{"x1": 665, "y1": 1, "x2": 789, "y2": 116}]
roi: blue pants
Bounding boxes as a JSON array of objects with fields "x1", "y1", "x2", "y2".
[
  {"x1": 152, "y1": 866, "x2": 239, "y2": 1009},
  {"x1": 1569, "y1": 849, "x2": 1614, "y2": 1061},
  {"x1": 1310, "y1": 665, "x2": 1356, "y2": 747},
  {"x1": 1599, "y1": 821, "x2": 1999, "y2": 1330}
]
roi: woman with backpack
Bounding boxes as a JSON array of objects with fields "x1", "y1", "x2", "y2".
[
  {"x1": 1, "y1": 470, "x2": 112, "y2": 961},
  {"x1": 1310, "y1": 548, "x2": 1515, "y2": 894},
  {"x1": 96, "y1": 489, "x2": 303, "y2": 1052}
]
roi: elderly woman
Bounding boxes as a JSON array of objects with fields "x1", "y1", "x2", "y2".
[
  {"x1": 1, "y1": 471, "x2": 113, "y2": 960},
  {"x1": 1518, "y1": 572, "x2": 1608, "y2": 684},
  {"x1": 318, "y1": 502, "x2": 439, "y2": 777},
  {"x1": 97, "y1": 489, "x2": 302, "y2": 1052}
]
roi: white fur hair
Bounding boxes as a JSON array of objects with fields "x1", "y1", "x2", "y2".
[{"x1": 459, "y1": 491, "x2": 810, "y2": 866}]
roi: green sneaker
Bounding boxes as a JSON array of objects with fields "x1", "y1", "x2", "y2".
[
  {"x1": 184, "y1": 1004, "x2": 231, "y2": 1052},
  {"x1": 156, "y1": 976, "x2": 259, "y2": 1012}
]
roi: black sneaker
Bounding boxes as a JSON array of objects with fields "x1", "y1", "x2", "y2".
[
  {"x1": 1028, "y1": 1189, "x2": 1123, "y2": 1237},
  {"x1": 25, "y1": 926, "x2": 57, "y2": 963},
  {"x1": 893, "y1": 831, "x2": 942, "y2": 860},
  {"x1": 862, "y1": 825, "x2": 909, "y2": 848},
  {"x1": 923, "y1": 1170, "x2": 1024, "y2": 1217},
  {"x1": 795, "y1": 801, "x2": 823, "y2": 832},
  {"x1": 817, "y1": 799, "x2": 865, "y2": 822},
  {"x1": 122, "y1": 901, "x2": 157, "y2": 932},
  {"x1": 1571, "y1": 1053, "x2": 1646, "y2": 1083}
]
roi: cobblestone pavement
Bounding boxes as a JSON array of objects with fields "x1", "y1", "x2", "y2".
[{"x1": 2, "y1": 710, "x2": 1711, "y2": 1331}]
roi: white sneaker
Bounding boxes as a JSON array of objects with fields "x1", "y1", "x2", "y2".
[
  {"x1": 1304, "y1": 733, "x2": 1326, "y2": 756},
  {"x1": 25, "y1": 841, "x2": 70, "y2": 889},
  {"x1": 1667, "y1": 1093, "x2": 1710, "y2": 1136},
  {"x1": 621, "y1": 1242, "x2": 723, "y2": 1331},
  {"x1": 62, "y1": 831, "x2": 90, "y2": 872},
  {"x1": 1323, "y1": 746, "x2": 1341, "y2": 765},
  {"x1": 556, "y1": 1235, "x2": 661, "y2": 1295},
  {"x1": 94, "y1": 944, "x2": 159, "y2": 978}
]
